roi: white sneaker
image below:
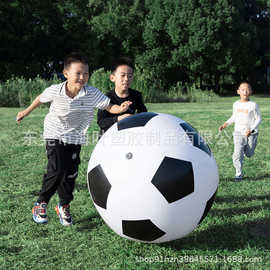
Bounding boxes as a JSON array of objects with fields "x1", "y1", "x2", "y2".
[{"x1": 55, "y1": 204, "x2": 72, "y2": 226}]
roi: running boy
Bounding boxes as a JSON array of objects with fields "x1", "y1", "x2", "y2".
[
  {"x1": 16, "y1": 52, "x2": 131, "y2": 225},
  {"x1": 97, "y1": 57, "x2": 147, "y2": 135},
  {"x1": 219, "y1": 82, "x2": 261, "y2": 181}
]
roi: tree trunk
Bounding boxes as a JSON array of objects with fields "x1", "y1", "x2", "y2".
[{"x1": 214, "y1": 74, "x2": 220, "y2": 92}]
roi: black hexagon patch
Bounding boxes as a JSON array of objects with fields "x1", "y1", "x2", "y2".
[
  {"x1": 151, "y1": 157, "x2": 194, "y2": 203},
  {"x1": 117, "y1": 112, "x2": 158, "y2": 131},
  {"x1": 122, "y1": 219, "x2": 166, "y2": 241},
  {"x1": 180, "y1": 122, "x2": 211, "y2": 156},
  {"x1": 198, "y1": 189, "x2": 217, "y2": 225},
  {"x1": 87, "y1": 165, "x2": 111, "y2": 209}
]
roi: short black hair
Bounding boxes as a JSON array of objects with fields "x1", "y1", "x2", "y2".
[
  {"x1": 111, "y1": 57, "x2": 135, "y2": 73},
  {"x1": 238, "y1": 82, "x2": 252, "y2": 89},
  {"x1": 64, "y1": 52, "x2": 88, "y2": 69}
]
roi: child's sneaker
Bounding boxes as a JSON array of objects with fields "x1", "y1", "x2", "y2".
[
  {"x1": 55, "y1": 204, "x2": 72, "y2": 226},
  {"x1": 32, "y1": 202, "x2": 48, "y2": 224},
  {"x1": 234, "y1": 175, "x2": 243, "y2": 182}
]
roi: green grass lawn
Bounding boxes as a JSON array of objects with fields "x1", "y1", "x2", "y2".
[{"x1": 0, "y1": 96, "x2": 269, "y2": 270}]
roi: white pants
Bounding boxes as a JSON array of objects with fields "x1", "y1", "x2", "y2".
[{"x1": 232, "y1": 131, "x2": 258, "y2": 176}]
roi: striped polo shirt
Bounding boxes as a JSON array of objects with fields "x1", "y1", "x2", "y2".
[{"x1": 39, "y1": 81, "x2": 110, "y2": 144}]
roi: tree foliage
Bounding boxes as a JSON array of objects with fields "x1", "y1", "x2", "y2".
[{"x1": 1, "y1": 0, "x2": 270, "y2": 93}]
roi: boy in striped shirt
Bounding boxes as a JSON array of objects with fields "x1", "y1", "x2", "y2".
[{"x1": 16, "y1": 52, "x2": 131, "y2": 226}]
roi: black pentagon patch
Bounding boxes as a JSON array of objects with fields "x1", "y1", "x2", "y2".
[
  {"x1": 180, "y1": 122, "x2": 211, "y2": 156},
  {"x1": 122, "y1": 219, "x2": 165, "y2": 241},
  {"x1": 151, "y1": 157, "x2": 194, "y2": 203},
  {"x1": 198, "y1": 189, "x2": 217, "y2": 225},
  {"x1": 117, "y1": 112, "x2": 158, "y2": 131},
  {"x1": 87, "y1": 165, "x2": 111, "y2": 209}
]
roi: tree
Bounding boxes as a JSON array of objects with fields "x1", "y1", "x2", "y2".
[
  {"x1": 1, "y1": 0, "x2": 270, "y2": 94},
  {"x1": 139, "y1": 0, "x2": 258, "y2": 91},
  {"x1": 89, "y1": 0, "x2": 147, "y2": 69},
  {"x1": 0, "y1": 0, "x2": 100, "y2": 80}
]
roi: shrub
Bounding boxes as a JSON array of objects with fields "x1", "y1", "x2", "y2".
[
  {"x1": 0, "y1": 72, "x2": 219, "y2": 107},
  {"x1": 132, "y1": 65, "x2": 164, "y2": 103},
  {"x1": 166, "y1": 82, "x2": 218, "y2": 103},
  {"x1": 0, "y1": 75, "x2": 60, "y2": 107},
  {"x1": 89, "y1": 68, "x2": 113, "y2": 93}
]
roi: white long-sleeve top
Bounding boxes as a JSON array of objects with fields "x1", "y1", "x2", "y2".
[{"x1": 226, "y1": 100, "x2": 261, "y2": 134}]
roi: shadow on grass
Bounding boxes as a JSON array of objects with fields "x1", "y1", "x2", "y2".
[
  {"x1": 215, "y1": 194, "x2": 270, "y2": 204},
  {"x1": 0, "y1": 230, "x2": 9, "y2": 236},
  {"x1": 76, "y1": 182, "x2": 88, "y2": 191},
  {"x1": 75, "y1": 212, "x2": 102, "y2": 232},
  {"x1": 211, "y1": 203, "x2": 270, "y2": 217},
  {"x1": 220, "y1": 174, "x2": 270, "y2": 182},
  {"x1": 30, "y1": 228, "x2": 49, "y2": 238},
  {"x1": 0, "y1": 157, "x2": 5, "y2": 166},
  {"x1": 0, "y1": 246, "x2": 23, "y2": 254},
  {"x1": 28, "y1": 190, "x2": 40, "y2": 197},
  {"x1": 245, "y1": 174, "x2": 270, "y2": 181},
  {"x1": 163, "y1": 218, "x2": 270, "y2": 251}
]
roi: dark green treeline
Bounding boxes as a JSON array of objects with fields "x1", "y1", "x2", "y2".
[{"x1": 1, "y1": 0, "x2": 270, "y2": 93}]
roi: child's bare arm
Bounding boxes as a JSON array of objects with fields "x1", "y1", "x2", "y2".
[
  {"x1": 16, "y1": 95, "x2": 42, "y2": 123},
  {"x1": 218, "y1": 122, "x2": 228, "y2": 131},
  {"x1": 106, "y1": 101, "x2": 132, "y2": 114}
]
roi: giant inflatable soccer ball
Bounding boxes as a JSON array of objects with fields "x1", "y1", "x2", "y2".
[{"x1": 87, "y1": 112, "x2": 219, "y2": 243}]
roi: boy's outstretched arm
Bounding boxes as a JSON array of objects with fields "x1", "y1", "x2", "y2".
[
  {"x1": 219, "y1": 112, "x2": 235, "y2": 131},
  {"x1": 16, "y1": 95, "x2": 42, "y2": 123},
  {"x1": 106, "y1": 101, "x2": 132, "y2": 114}
]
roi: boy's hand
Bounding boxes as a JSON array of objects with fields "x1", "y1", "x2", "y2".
[
  {"x1": 106, "y1": 101, "x2": 132, "y2": 114},
  {"x1": 246, "y1": 129, "x2": 252, "y2": 137},
  {"x1": 119, "y1": 101, "x2": 132, "y2": 113},
  {"x1": 218, "y1": 123, "x2": 227, "y2": 131},
  {"x1": 15, "y1": 95, "x2": 41, "y2": 124},
  {"x1": 16, "y1": 110, "x2": 27, "y2": 123},
  {"x1": 117, "y1": 114, "x2": 132, "y2": 121}
]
